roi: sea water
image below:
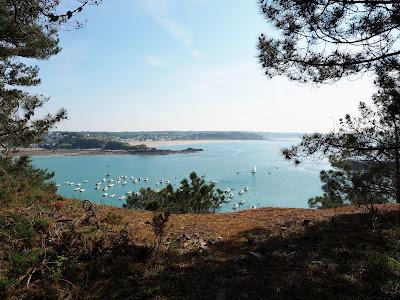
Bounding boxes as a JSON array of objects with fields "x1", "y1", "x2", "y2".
[{"x1": 32, "y1": 140, "x2": 328, "y2": 211}]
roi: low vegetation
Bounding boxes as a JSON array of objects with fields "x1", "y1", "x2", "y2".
[
  {"x1": 0, "y1": 156, "x2": 58, "y2": 206},
  {"x1": 1, "y1": 199, "x2": 399, "y2": 298}
]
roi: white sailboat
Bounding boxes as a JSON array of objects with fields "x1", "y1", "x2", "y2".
[{"x1": 252, "y1": 164, "x2": 257, "y2": 174}]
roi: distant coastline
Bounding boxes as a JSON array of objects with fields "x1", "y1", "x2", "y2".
[
  {"x1": 126, "y1": 139, "x2": 240, "y2": 147},
  {"x1": 15, "y1": 147, "x2": 203, "y2": 157}
]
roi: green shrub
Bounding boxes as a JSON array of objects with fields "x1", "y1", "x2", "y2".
[
  {"x1": 0, "y1": 156, "x2": 57, "y2": 207},
  {"x1": 124, "y1": 172, "x2": 225, "y2": 214},
  {"x1": 33, "y1": 217, "x2": 49, "y2": 232},
  {"x1": 11, "y1": 214, "x2": 36, "y2": 245},
  {"x1": 49, "y1": 255, "x2": 68, "y2": 282},
  {"x1": 0, "y1": 187, "x2": 12, "y2": 206},
  {"x1": 24, "y1": 194, "x2": 42, "y2": 206},
  {"x1": 363, "y1": 253, "x2": 398, "y2": 291},
  {"x1": 105, "y1": 211, "x2": 122, "y2": 225},
  {"x1": 9, "y1": 250, "x2": 40, "y2": 278},
  {"x1": 0, "y1": 278, "x2": 15, "y2": 298}
]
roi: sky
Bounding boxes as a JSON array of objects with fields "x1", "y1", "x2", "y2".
[{"x1": 33, "y1": 0, "x2": 377, "y2": 133}]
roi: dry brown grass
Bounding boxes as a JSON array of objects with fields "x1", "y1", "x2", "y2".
[{"x1": 1, "y1": 200, "x2": 400, "y2": 299}]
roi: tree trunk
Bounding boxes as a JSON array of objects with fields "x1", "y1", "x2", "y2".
[
  {"x1": 395, "y1": 151, "x2": 400, "y2": 203},
  {"x1": 394, "y1": 121, "x2": 400, "y2": 203}
]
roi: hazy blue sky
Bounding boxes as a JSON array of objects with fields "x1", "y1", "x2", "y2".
[{"x1": 34, "y1": 0, "x2": 377, "y2": 132}]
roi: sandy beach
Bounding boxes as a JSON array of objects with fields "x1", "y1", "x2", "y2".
[{"x1": 126, "y1": 139, "x2": 238, "y2": 147}]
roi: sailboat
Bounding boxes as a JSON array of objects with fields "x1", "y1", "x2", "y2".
[{"x1": 252, "y1": 164, "x2": 257, "y2": 174}]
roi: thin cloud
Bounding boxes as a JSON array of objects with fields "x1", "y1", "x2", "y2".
[
  {"x1": 144, "y1": 55, "x2": 166, "y2": 67},
  {"x1": 191, "y1": 49, "x2": 204, "y2": 58},
  {"x1": 141, "y1": 0, "x2": 203, "y2": 57},
  {"x1": 157, "y1": 16, "x2": 193, "y2": 47}
]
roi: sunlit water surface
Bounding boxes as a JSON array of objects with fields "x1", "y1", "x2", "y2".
[{"x1": 32, "y1": 140, "x2": 328, "y2": 211}]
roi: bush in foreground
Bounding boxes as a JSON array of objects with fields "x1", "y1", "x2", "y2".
[
  {"x1": 0, "y1": 156, "x2": 57, "y2": 206},
  {"x1": 123, "y1": 172, "x2": 225, "y2": 213}
]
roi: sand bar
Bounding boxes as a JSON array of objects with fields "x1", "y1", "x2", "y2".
[{"x1": 126, "y1": 139, "x2": 240, "y2": 147}]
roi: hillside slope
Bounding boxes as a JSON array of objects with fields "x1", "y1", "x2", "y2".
[{"x1": 1, "y1": 201, "x2": 399, "y2": 299}]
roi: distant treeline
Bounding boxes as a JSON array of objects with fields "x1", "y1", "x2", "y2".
[
  {"x1": 45, "y1": 131, "x2": 304, "y2": 142},
  {"x1": 67, "y1": 131, "x2": 264, "y2": 140},
  {"x1": 40, "y1": 136, "x2": 142, "y2": 151}
]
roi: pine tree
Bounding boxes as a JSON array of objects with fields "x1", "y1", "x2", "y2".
[
  {"x1": 124, "y1": 172, "x2": 226, "y2": 214},
  {"x1": 0, "y1": 0, "x2": 99, "y2": 154},
  {"x1": 257, "y1": 0, "x2": 400, "y2": 83},
  {"x1": 283, "y1": 71, "x2": 400, "y2": 204}
]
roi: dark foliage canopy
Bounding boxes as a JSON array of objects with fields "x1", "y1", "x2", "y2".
[
  {"x1": 124, "y1": 172, "x2": 225, "y2": 214},
  {"x1": 0, "y1": 0, "x2": 99, "y2": 154},
  {"x1": 283, "y1": 71, "x2": 400, "y2": 206},
  {"x1": 258, "y1": 0, "x2": 400, "y2": 83},
  {"x1": 308, "y1": 157, "x2": 392, "y2": 208},
  {"x1": 0, "y1": 156, "x2": 56, "y2": 205}
]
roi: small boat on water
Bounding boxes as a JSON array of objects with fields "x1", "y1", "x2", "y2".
[
  {"x1": 251, "y1": 205, "x2": 257, "y2": 209},
  {"x1": 110, "y1": 194, "x2": 116, "y2": 198},
  {"x1": 224, "y1": 197, "x2": 231, "y2": 203},
  {"x1": 102, "y1": 193, "x2": 108, "y2": 197},
  {"x1": 252, "y1": 164, "x2": 257, "y2": 174},
  {"x1": 244, "y1": 186, "x2": 249, "y2": 191},
  {"x1": 239, "y1": 199, "x2": 245, "y2": 205},
  {"x1": 238, "y1": 190, "x2": 244, "y2": 195},
  {"x1": 232, "y1": 203, "x2": 239, "y2": 210}
]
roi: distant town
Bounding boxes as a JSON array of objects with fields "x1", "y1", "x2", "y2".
[{"x1": 37, "y1": 131, "x2": 303, "y2": 149}]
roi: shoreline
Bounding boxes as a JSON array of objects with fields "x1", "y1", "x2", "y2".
[
  {"x1": 14, "y1": 147, "x2": 203, "y2": 157},
  {"x1": 125, "y1": 139, "x2": 245, "y2": 147},
  {"x1": 15, "y1": 139, "x2": 274, "y2": 157}
]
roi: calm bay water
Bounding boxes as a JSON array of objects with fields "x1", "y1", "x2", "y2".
[{"x1": 32, "y1": 140, "x2": 328, "y2": 211}]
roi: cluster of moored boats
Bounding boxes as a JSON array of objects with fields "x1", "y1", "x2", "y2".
[
  {"x1": 222, "y1": 186, "x2": 256, "y2": 210},
  {"x1": 58, "y1": 164, "x2": 259, "y2": 210},
  {"x1": 61, "y1": 173, "x2": 175, "y2": 201}
]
